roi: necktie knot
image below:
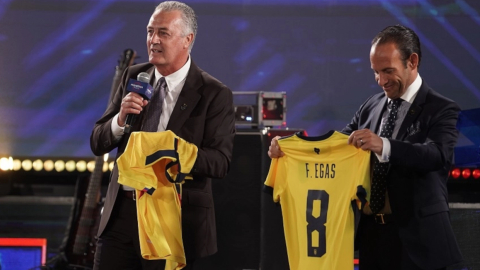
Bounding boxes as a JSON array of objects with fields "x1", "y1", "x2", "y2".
[
  {"x1": 391, "y1": 98, "x2": 402, "y2": 109},
  {"x1": 157, "y1": 77, "x2": 166, "y2": 92}
]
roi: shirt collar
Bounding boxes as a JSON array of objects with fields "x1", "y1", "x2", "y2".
[
  {"x1": 390, "y1": 73, "x2": 422, "y2": 104},
  {"x1": 154, "y1": 56, "x2": 191, "y2": 92}
]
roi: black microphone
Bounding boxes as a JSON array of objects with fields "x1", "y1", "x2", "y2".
[{"x1": 124, "y1": 72, "x2": 153, "y2": 133}]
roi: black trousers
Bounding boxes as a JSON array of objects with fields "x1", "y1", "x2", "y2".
[
  {"x1": 357, "y1": 214, "x2": 445, "y2": 270},
  {"x1": 93, "y1": 192, "x2": 196, "y2": 270}
]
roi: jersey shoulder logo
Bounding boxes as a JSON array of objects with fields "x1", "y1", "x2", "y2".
[{"x1": 314, "y1": 148, "x2": 320, "y2": 154}]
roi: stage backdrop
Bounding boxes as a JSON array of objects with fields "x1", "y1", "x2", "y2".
[{"x1": 1, "y1": 0, "x2": 479, "y2": 158}]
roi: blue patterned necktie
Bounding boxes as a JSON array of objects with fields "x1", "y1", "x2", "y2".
[
  {"x1": 369, "y1": 98, "x2": 402, "y2": 214},
  {"x1": 142, "y1": 77, "x2": 166, "y2": 132}
]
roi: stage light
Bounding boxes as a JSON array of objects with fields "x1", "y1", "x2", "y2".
[
  {"x1": 461, "y1": 168, "x2": 471, "y2": 179},
  {"x1": 473, "y1": 169, "x2": 480, "y2": 179},
  {"x1": 451, "y1": 168, "x2": 461, "y2": 179},
  {"x1": 102, "y1": 154, "x2": 110, "y2": 172},
  {"x1": 0, "y1": 157, "x2": 11, "y2": 171},
  {"x1": 54, "y1": 160, "x2": 65, "y2": 172},
  {"x1": 33, "y1": 159, "x2": 43, "y2": 171},
  {"x1": 12, "y1": 159, "x2": 21, "y2": 171},
  {"x1": 65, "y1": 160, "x2": 76, "y2": 172},
  {"x1": 3, "y1": 157, "x2": 118, "y2": 172},
  {"x1": 22, "y1": 160, "x2": 33, "y2": 171},
  {"x1": 76, "y1": 160, "x2": 87, "y2": 172},
  {"x1": 103, "y1": 163, "x2": 109, "y2": 172},
  {"x1": 87, "y1": 160, "x2": 95, "y2": 172},
  {"x1": 44, "y1": 160, "x2": 54, "y2": 172}
]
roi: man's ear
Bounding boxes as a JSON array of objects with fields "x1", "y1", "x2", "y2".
[
  {"x1": 184, "y1": 33, "x2": 194, "y2": 49},
  {"x1": 408, "y1": 53, "x2": 419, "y2": 69}
]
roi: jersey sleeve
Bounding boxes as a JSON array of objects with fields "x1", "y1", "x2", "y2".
[
  {"x1": 353, "y1": 150, "x2": 371, "y2": 209},
  {"x1": 264, "y1": 157, "x2": 287, "y2": 203}
]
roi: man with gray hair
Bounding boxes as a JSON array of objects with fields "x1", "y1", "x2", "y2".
[{"x1": 90, "y1": 1, "x2": 235, "y2": 269}]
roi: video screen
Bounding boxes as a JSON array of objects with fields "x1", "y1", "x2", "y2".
[{"x1": 1, "y1": 0, "x2": 479, "y2": 158}]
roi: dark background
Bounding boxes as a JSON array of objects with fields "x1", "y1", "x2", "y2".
[{"x1": 1, "y1": 0, "x2": 479, "y2": 158}]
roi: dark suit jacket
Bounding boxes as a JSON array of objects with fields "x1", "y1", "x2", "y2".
[
  {"x1": 343, "y1": 81, "x2": 462, "y2": 269},
  {"x1": 90, "y1": 61, "x2": 236, "y2": 259}
]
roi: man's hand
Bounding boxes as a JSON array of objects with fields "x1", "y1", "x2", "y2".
[
  {"x1": 268, "y1": 136, "x2": 285, "y2": 158},
  {"x1": 347, "y1": 128, "x2": 384, "y2": 155},
  {"x1": 118, "y1": 92, "x2": 149, "y2": 127}
]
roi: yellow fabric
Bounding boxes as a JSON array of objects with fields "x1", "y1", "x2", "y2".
[
  {"x1": 117, "y1": 130, "x2": 198, "y2": 270},
  {"x1": 264, "y1": 131, "x2": 370, "y2": 270}
]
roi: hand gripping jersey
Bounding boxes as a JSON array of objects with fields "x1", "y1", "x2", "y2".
[
  {"x1": 264, "y1": 131, "x2": 370, "y2": 270},
  {"x1": 117, "y1": 130, "x2": 198, "y2": 270}
]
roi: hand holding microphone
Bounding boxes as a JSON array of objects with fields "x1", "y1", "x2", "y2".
[{"x1": 122, "y1": 72, "x2": 153, "y2": 133}]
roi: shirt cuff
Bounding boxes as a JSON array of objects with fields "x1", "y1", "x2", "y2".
[
  {"x1": 375, "y1": 137, "x2": 391, "y2": 163},
  {"x1": 111, "y1": 114, "x2": 125, "y2": 140}
]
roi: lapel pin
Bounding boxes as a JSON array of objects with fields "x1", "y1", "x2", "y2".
[
  {"x1": 409, "y1": 109, "x2": 416, "y2": 115},
  {"x1": 181, "y1": 103, "x2": 187, "y2": 110}
]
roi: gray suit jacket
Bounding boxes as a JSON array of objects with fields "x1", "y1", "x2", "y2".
[
  {"x1": 90, "y1": 61, "x2": 235, "y2": 259},
  {"x1": 343, "y1": 81, "x2": 462, "y2": 269}
]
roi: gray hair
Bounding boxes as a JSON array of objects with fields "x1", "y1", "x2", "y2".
[{"x1": 155, "y1": 1, "x2": 197, "y2": 52}]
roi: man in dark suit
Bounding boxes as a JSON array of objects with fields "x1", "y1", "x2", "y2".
[
  {"x1": 268, "y1": 25, "x2": 462, "y2": 269},
  {"x1": 90, "y1": 1, "x2": 235, "y2": 269}
]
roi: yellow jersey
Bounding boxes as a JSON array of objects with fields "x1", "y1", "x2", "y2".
[
  {"x1": 264, "y1": 130, "x2": 370, "y2": 270},
  {"x1": 117, "y1": 130, "x2": 198, "y2": 270}
]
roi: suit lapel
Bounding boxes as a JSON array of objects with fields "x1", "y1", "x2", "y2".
[
  {"x1": 166, "y1": 62, "x2": 202, "y2": 133},
  {"x1": 395, "y1": 81, "x2": 428, "y2": 140},
  {"x1": 147, "y1": 66, "x2": 156, "y2": 85}
]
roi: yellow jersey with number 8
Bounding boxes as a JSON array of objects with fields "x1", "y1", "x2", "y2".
[{"x1": 264, "y1": 130, "x2": 370, "y2": 270}]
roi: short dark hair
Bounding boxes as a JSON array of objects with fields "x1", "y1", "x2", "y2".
[{"x1": 371, "y1": 25, "x2": 422, "y2": 68}]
